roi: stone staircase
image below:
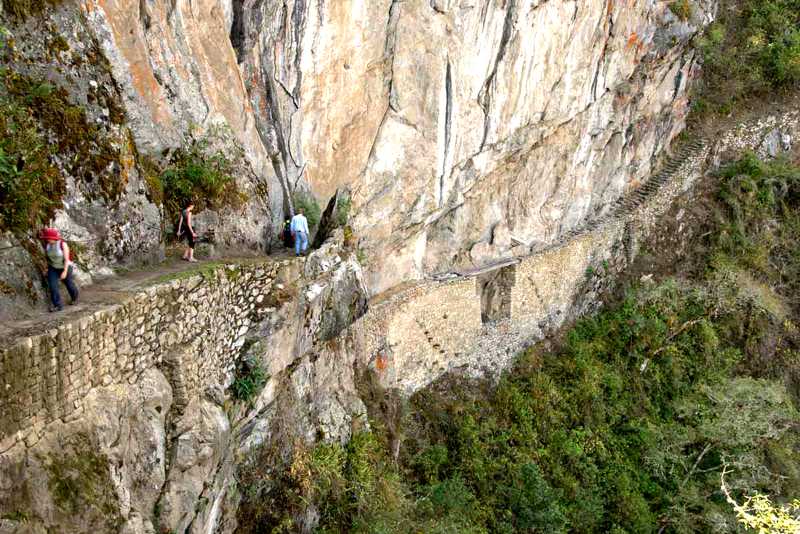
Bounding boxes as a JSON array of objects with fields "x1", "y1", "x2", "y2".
[{"x1": 432, "y1": 134, "x2": 710, "y2": 280}]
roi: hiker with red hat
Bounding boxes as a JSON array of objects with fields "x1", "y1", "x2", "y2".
[{"x1": 39, "y1": 228, "x2": 79, "y2": 312}]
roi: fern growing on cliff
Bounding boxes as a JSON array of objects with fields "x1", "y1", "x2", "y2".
[
  {"x1": 231, "y1": 357, "x2": 267, "y2": 403},
  {"x1": 160, "y1": 127, "x2": 247, "y2": 217}
]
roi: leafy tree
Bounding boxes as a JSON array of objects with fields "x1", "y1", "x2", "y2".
[{"x1": 722, "y1": 471, "x2": 800, "y2": 534}]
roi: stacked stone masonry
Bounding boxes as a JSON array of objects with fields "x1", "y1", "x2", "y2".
[
  {"x1": 1, "y1": 107, "x2": 797, "y2": 452},
  {"x1": 351, "y1": 139, "x2": 711, "y2": 394},
  {"x1": 349, "y1": 107, "x2": 800, "y2": 394},
  {"x1": 0, "y1": 262, "x2": 281, "y2": 451}
]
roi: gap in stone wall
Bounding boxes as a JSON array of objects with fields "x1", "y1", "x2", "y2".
[{"x1": 477, "y1": 264, "x2": 517, "y2": 325}]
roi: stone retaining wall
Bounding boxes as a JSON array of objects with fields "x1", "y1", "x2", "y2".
[
  {"x1": 347, "y1": 140, "x2": 709, "y2": 393},
  {"x1": 2, "y1": 105, "x2": 797, "y2": 452},
  {"x1": 343, "y1": 106, "x2": 800, "y2": 394},
  {"x1": 0, "y1": 261, "x2": 287, "y2": 451}
]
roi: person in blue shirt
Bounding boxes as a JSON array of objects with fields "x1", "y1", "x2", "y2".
[{"x1": 290, "y1": 209, "x2": 310, "y2": 256}]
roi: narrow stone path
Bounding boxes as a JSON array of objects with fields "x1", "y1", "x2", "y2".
[
  {"x1": 0, "y1": 250, "x2": 292, "y2": 343},
  {"x1": 1, "y1": 134, "x2": 707, "y2": 344}
]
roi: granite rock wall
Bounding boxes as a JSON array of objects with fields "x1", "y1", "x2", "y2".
[
  {"x1": 0, "y1": 261, "x2": 284, "y2": 452},
  {"x1": 0, "y1": 102, "x2": 797, "y2": 534},
  {"x1": 1, "y1": 0, "x2": 717, "y2": 303},
  {"x1": 312, "y1": 104, "x2": 800, "y2": 396}
]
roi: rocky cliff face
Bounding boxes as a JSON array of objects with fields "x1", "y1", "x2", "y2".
[
  {"x1": 0, "y1": 1, "x2": 729, "y2": 532},
  {"x1": 0, "y1": 240, "x2": 371, "y2": 534},
  {"x1": 1, "y1": 0, "x2": 714, "y2": 305},
  {"x1": 232, "y1": 0, "x2": 716, "y2": 292},
  {"x1": 1, "y1": 105, "x2": 797, "y2": 533}
]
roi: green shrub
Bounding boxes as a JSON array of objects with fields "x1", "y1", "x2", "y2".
[
  {"x1": 0, "y1": 96, "x2": 64, "y2": 231},
  {"x1": 335, "y1": 192, "x2": 351, "y2": 227},
  {"x1": 669, "y1": 0, "x2": 692, "y2": 21},
  {"x1": 293, "y1": 191, "x2": 321, "y2": 231},
  {"x1": 714, "y1": 152, "x2": 800, "y2": 296},
  {"x1": 161, "y1": 134, "x2": 244, "y2": 217},
  {"x1": 231, "y1": 358, "x2": 267, "y2": 402},
  {"x1": 505, "y1": 463, "x2": 568, "y2": 533},
  {"x1": 696, "y1": 0, "x2": 800, "y2": 114},
  {"x1": 238, "y1": 431, "x2": 492, "y2": 534}
]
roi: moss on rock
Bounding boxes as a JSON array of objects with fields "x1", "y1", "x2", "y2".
[
  {"x1": 0, "y1": 69, "x2": 127, "y2": 233},
  {"x1": 2, "y1": 0, "x2": 63, "y2": 20},
  {"x1": 0, "y1": 81, "x2": 65, "y2": 232},
  {"x1": 44, "y1": 434, "x2": 122, "y2": 531}
]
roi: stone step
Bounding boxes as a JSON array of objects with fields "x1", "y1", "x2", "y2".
[{"x1": 429, "y1": 134, "x2": 711, "y2": 281}]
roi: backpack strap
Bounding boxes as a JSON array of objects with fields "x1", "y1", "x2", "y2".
[{"x1": 60, "y1": 240, "x2": 70, "y2": 263}]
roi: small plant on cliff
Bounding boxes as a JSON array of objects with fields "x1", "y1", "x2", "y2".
[
  {"x1": 237, "y1": 432, "x2": 480, "y2": 533},
  {"x1": 0, "y1": 27, "x2": 10, "y2": 48},
  {"x1": 231, "y1": 357, "x2": 267, "y2": 403},
  {"x1": 0, "y1": 91, "x2": 64, "y2": 232},
  {"x1": 335, "y1": 192, "x2": 351, "y2": 228},
  {"x1": 160, "y1": 130, "x2": 246, "y2": 217},
  {"x1": 669, "y1": 0, "x2": 692, "y2": 21},
  {"x1": 2, "y1": 0, "x2": 63, "y2": 20}
]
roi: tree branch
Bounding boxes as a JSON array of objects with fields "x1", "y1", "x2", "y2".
[{"x1": 657, "y1": 444, "x2": 714, "y2": 533}]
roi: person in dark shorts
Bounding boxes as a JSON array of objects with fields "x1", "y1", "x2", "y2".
[
  {"x1": 176, "y1": 201, "x2": 198, "y2": 262},
  {"x1": 39, "y1": 227, "x2": 79, "y2": 312}
]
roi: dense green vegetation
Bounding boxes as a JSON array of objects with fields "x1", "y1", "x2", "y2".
[
  {"x1": 237, "y1": 154, "x2": 800, "y2": 533},
  {"x1": 293, "y1": 191, "x2": 322, "y2": 231},
  {"x1": 0, "y1": 83, "x2": 64, "y2": 231},
  {"x1": 695, "y1": 0, "x2": 800, "y2": 114},
  {"x1": 159, "y1": 131, "x2": 245, "y2": 217},
  {"x1": 713, "y1": 154, "x2": 800, "y2": 309},
  {"x1": 0, "y1": 69, "x2": 126, "y2": 232}
]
